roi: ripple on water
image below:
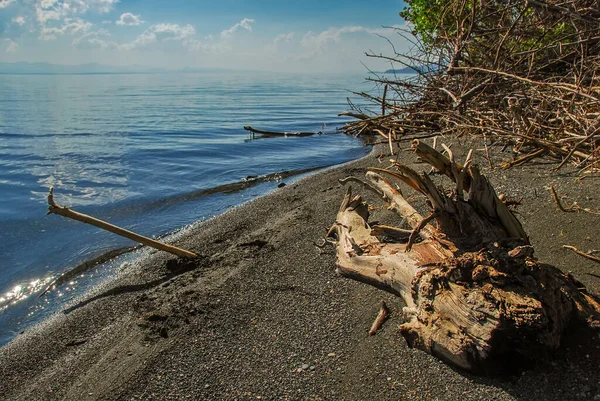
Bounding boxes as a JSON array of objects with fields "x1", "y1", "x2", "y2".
[{"x1": 0, "y1": 71, "x2": 376, "y2": 346}]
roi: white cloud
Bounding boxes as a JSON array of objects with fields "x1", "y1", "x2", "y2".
[
  {"x1": 87, "y1": 0, "x2": 119, "y2": 13},
  {"x1": 116, "y1": 12, "x2": 143, "y2": 26},
  {"x1": 273, "y1": 32, "x2": 294, "y2": 49},
  {"x1": 59, "y1": 0, "x2": 119, "y2": 14},
  {"x1": 12, "y1": 16, "x2": 27, "y2": 26},
  {"x1": 187, "y1": 39, "x2": 228, "y2": 54},
  {"x1": 220, "y1": 18, "x2": 255, "y2": 39},
  {"x1": 39, "y1": 0, "x2": 59, "y2": 8},
  {"x1": 274, "y1": 32, "x2": 294, "y2": 44},
  {"x1": 40, "y1": 17, "x2": 92, "y2": 40},
  {"x1": 266, "y1": 32, "x2": 294, "y2": 53},
  {"x1": 120, "y1": 23, "x2": 196, "y2": 50},
  {"x1": 34, "y1": 0, "x2": 121, "y2": 40},
  {"x1": 73, "y1": 28, "x2": 111, "y2": 48},
  {"x1": 301, "y1": 26, "x2": 370, "y2": 52},
  {"x1": 35, "y1": 0, "x2": 119, "y2": 28},
  {"x1": 0, "y1": 0, "x2": 15, "y2": 9},
  {"x1": 4, "y1": 39, "x2": 18, "y2": 53},
  {"x1": 101, "y1": 20, "x2": 112, "y2": 24}
]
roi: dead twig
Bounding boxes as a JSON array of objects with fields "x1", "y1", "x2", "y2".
[
  {"x1": 563, "y1": 245, "x2": 600, "y2": 264},
  {"x1": 550, "y1": 186, "x2": 600, "y2": 215},
  {"x1": 406, "y1": 211, "x2": 438, "y2": 252},
  {"x1": 369, "y1": 301, "x2": 391, "y2": 335},
  {"x1": 501, "y1": 149, "x2": 546, "y2": 169},
  {"x1": 550, "y1": 186, "x2": 571, "y2": 212}
]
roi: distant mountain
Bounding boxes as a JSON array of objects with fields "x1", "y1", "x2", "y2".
[
  {"x1": 383, "y1": 64, "x2": 439, "y2": 74},
  {"x1": 0, "y1": 62, "x2": 235, "y2": 75}
]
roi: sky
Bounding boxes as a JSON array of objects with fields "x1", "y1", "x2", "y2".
[{"x1": 0, "y1": 0, "x2": 410, "y2": 72}]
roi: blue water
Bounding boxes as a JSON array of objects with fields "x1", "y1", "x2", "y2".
[{"x1": 0, "y1": 71, "x2": 372, "y2": 345}]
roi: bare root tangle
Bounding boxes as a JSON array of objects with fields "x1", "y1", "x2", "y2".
[
  {"x1": 343, "y1": 0, "x2": 600, "y2": 172},
  {"x1": 328, "y1": 140, "x2": 600, "y2": 374}
]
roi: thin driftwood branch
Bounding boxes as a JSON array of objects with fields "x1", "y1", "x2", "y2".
[
  {"x1": 550, "y1": 186, "x2": 571, "y2": 212},
  {"x1": 500, "y1": 149, "x2": 546, "y2": 169},
  {"x1": 550, "y1": 186, "x2": 600, "y2": 215},
  {"x1": 370, "y1": 225, "x2": 413, "y2": 241},
  {"x1": 369, "y1": 301, "x2": 390, "y2": 335},
  {"x1": 47, "y1": 187, "x2": 198, "y2": 260},
  {"x1": 563, "y1": 245, "x2": 600, "y2": 264}
]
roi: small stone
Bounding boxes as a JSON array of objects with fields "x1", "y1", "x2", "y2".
[
  {"x1": 301, "y1": 363, "x2": 310, "y2": 370},
  {"x1": 278, "y1": 182, "x2": 286, "y2": 188},
  {"x1": 159, "y1": 326, "x2": 168, "y2": 338},
  {"x1": 204, "y1": 384, "x2": 210, "y2": 389},
  {"x1": 309, "y1": 366, "x2": 315, "y2": 371},
  {"x1": 327, "y1": 353, "x2": 336, "y2": 357}
]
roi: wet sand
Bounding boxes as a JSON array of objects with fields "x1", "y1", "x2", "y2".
[{"x1": 1, "y1": 138, "x2": 599, "y2": 401}]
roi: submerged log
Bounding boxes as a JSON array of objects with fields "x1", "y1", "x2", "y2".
[
  {"x1": 243, "y1": 125, "x2": 320, "y2": 137},
  {"x1": 329, "y1": 140, "x2": 600, "y2": 374}
]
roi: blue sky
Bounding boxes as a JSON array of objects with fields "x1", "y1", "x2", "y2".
[{"x1": 0, "y1": 0, "x2": 409, "y2": 72}]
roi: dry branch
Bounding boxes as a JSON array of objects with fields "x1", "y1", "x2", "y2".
[
  {"x1": 550, "y1": 186, "x2": 600, "y2": 215},
  {"x1": 563, "y1": 245, "x2": 600, "y2": 264},
  {"x1": 500, "y1": 149, "x2": 546, "y2": 169},
  {"x1": 47, "y1": 187, "x2": 198, "y2": 260},
  {"x1": 340, "y1": 0, "x2": 600, "y2": 172},
  {"x1": 369, "y1": 301, "x2": 391, "y2": 335}
]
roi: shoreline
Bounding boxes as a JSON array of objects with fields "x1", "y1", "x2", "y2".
[
  {"x1": 1, "y1": 139, "x2": 599, "y2": 400},
  {"x1": 0, "y1": 155, "x2": 368, "y2": 347}
]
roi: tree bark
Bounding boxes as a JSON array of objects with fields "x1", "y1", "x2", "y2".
[{"x1": 330, "y1": 140, "x2": 600, "y2": 374}]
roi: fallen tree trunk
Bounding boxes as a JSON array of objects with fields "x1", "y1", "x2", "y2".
[
  {"x1": 243, "y1": 125, "x2": 320, "y2": 137},
  {"x1": 329, "y1": 140, "x2": 600, "y2": 374}
]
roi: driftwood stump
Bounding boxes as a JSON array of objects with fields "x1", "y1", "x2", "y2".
[{"x1": 330, "y1": 140, "x2": 600, "y2": 374}]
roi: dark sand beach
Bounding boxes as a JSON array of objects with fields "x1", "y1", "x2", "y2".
[{"x1": 1, "y1": 139, "x2": 599, "y2": 401}]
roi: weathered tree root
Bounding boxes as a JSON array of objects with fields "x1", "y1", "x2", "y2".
[{"x1": 329, "y1": 140, "x2": 600, "y2": 374}]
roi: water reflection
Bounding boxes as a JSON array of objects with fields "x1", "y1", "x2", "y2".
[{"x1": 0, "y1": 276, "x2": 55, "y2": 313}]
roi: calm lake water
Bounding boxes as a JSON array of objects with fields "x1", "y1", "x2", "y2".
[{"x1": 0, "y1": 71, "x2": 372, "y2": 346}]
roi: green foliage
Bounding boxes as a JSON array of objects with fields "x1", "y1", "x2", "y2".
[
  {"x1": 400, "y1": 0, "x2": 581, "y2": 70},
  {"x1": 399, "y1": 0, "x2": 471, "y2": 46},
  {"x1": 400, "y1": 0, "x2": 447, "y2": 43}
]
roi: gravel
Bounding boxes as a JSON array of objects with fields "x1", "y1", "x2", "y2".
[{"x1": 0, "y1": 138, "x2": 599, "y2": 401}]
